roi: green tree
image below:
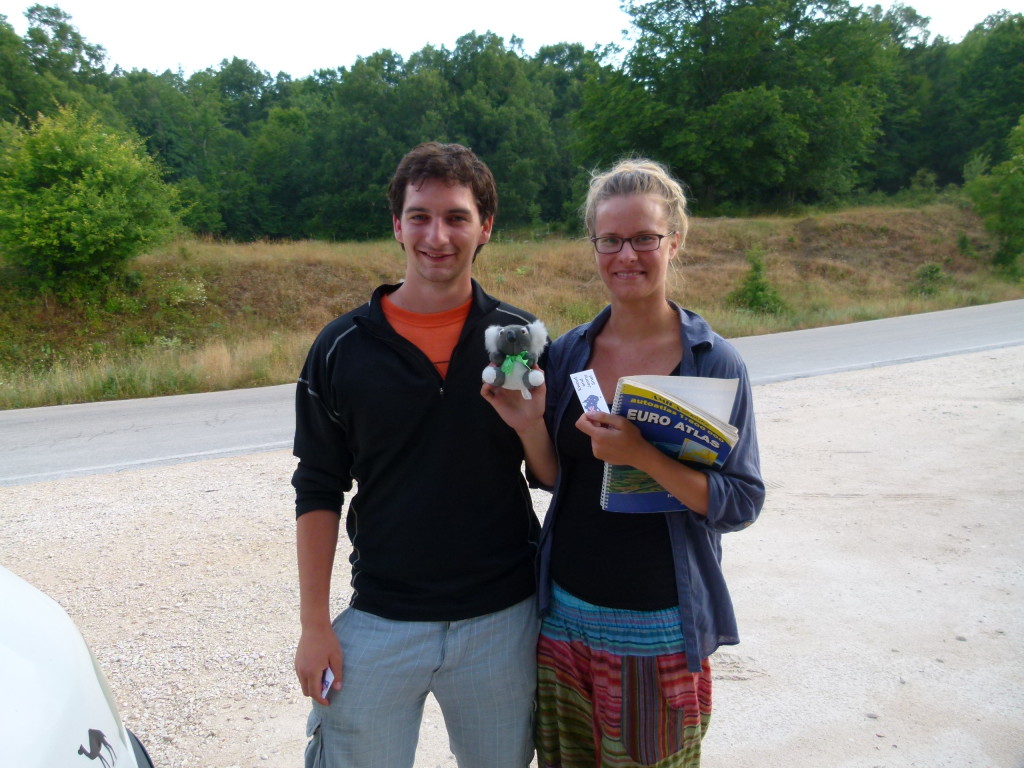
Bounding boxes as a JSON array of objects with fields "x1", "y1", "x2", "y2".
[
  {"x1": 0, "y1": 6, "x2": 117, "y2": 126},
  {"x1": 965, "y1": 115, "x2": 1024, "y2": 270},
  {"x1": 573, "y1": 64, "x2": 666, "y2": 171},
  {"x1": 302, "y1": 50, "x2": 417, "y2": 239},
  {"x1": 301, "y1": 34, "x2": 563, "y2": 238},
  {"x1": 210, "y1": 57, "x2": 277, "y2": 134},
  {"x1": 0, "y1": 15, "x2": 43, "y2": 124},
  {"x1": 439, "y1": 32, "x2": 556, "y2": 227},
  {"x1": 110, "y1": 60, "x2": 285, "y2": 240},
  {"x1": 108, "y1": 69, "x2": 198, "y2": 179},
  {"x1": 577, "y1": 0, "x2": 898, "y2": 210},
  {"x1": 861, "y1": 3, "x2": 933, "y2": 192},
  {"x1": 916, "y1": 12, "x2": 1024, "y2": 185},
  {"x1": 529, "y1": 43, "x2": 602, "y2": 223},
  {"x1": 0, "y1": 105, "x2": 179, "y2": 294},
  {"x1": 22, "y1": 4, "x2": 105, "y2": 78},
  {"x1": 249, "y1": 106, "x2": 317, "y2": 237},
  {"x1": 170, "y1": 66, "x2": 261, "y2": 238},
  {"x1": 18, "y1": 5, "x2": 118, "y2": 123}
]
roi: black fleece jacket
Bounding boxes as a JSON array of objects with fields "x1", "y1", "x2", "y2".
[{"x1": 292, "y1": 280, "x2": 541, "y2": 621}]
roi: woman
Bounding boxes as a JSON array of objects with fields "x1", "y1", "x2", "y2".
[{"x1": 484, "y1": 158, "x2": 765, "y2": 767}]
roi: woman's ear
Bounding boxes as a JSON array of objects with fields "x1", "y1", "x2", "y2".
[{"x1": 667, "y1": 230, "x2": 682, "y2": 260}]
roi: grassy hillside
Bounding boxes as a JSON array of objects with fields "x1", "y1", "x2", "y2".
[{"x1": 1, "y1": 202, "x2": 1020, "y2": 410}]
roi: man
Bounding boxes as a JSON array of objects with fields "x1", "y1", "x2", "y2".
[{"x1": 292, "y1": 142, "x2": 541, "y2": 768}]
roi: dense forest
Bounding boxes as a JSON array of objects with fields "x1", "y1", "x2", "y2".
[{"x1": 1, "y1": 1, "x2": 1022, "y2": 242}]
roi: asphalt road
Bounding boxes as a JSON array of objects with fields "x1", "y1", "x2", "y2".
[{"x1": 2, "y1": 299, "x2": 1022, "y2": 487}]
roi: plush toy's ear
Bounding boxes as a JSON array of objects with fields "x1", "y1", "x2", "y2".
[
  {"x1": 526, "y1": 320, "x2": 548, "y2": 356},
  {"x1": 484, "y1": 325, "x2": 502, "y2": 354}
]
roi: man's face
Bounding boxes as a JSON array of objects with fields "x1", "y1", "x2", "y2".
[{"x1": 393, "y1": 179, "x2": 493, "y2": 291}]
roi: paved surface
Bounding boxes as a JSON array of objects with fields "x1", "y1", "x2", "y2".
[
  {"x1": 2, "y1": 345, "x2": 1021, "y2": 767},
  {"x1": 3, "y1": 299, "x2": 1023, "y2": 486}
]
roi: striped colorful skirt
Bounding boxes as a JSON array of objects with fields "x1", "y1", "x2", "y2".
[{"x1": 536, "y1": 583, "x2": 712, "y2": 768}]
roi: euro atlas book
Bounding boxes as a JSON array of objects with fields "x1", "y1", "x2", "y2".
[{"x1": 580, "y1": 373, "x2": 740, "y2": 513}]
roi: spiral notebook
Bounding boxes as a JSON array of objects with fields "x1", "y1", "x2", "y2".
[{"x1": 572, "y1": 371, "x2": 739, "y2": 513}]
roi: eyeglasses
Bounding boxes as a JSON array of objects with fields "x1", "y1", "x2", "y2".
[{"x1": 589, "y1": 232, "x2": 677, "y2": 254}]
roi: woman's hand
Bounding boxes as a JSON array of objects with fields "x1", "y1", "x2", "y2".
[
  {"x1": 480, "y1": 373, "x2": 546, "y2": 434},
  {"x1": 575, "y1": 410, "x2": 648, "y2": 466},
  {"x1": 577, "y1": 410, "x2": 709, "y2": 514}
]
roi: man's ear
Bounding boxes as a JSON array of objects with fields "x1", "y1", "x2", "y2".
[
  {"x1": 479, "y1": 215, "x2": 494, "y2": 245},
  {"x1": 393, "y1": 214, "x2": 404, "y2": 245}
]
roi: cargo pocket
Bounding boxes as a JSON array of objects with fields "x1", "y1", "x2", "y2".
[
  {"x1": 304, "y1": 708, "x2": 324, "y2": 768},
  {"x1": 618, "y1": 655, "x2": 690, "y2": 766}
]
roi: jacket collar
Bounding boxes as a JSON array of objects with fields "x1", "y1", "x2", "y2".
[
  {"x1": 578, "y1": 301, "x2": 717, "y2": 374},
  {"x1": 367, "y1": 278, "x2": 498, "y2": 324}
]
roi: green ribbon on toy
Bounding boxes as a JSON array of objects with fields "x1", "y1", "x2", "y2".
[{"x1": 501, "y1": 352, "x2": 531, "y2": 374}]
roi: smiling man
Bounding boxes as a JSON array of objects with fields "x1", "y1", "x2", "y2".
[{"x1": 291, "y1": 143, "x2": 543, "y2": 768}]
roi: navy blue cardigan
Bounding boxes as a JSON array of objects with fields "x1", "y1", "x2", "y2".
[{"x1": 537, "y1": 303, "x2": 765, "y2": 671}]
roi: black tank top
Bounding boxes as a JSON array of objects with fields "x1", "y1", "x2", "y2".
[{"x1": 549, "y1": 395, "x2": 678, "y2": 610}]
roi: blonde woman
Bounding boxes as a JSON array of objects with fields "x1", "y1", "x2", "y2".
[{"x1": 484, "y1": 158, "x2": 765, "y2": 767}]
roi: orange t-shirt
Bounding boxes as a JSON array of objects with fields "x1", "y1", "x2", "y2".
[{"x1": 381, "y1": 294, "x2": 472, "y2": 378}]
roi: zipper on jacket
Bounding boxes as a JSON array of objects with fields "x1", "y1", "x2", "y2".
[{"x1": 361, "y1": 319, "x2": 446, "y2": 392}]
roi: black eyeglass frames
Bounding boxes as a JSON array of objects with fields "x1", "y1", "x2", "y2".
[{"x1": 589, "y1": 232, "x2": 677, "y2": 254}]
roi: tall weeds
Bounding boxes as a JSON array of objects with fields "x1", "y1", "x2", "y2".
[{"x1": 1, "y1": 203, "x2": 1020, "y2": 409}]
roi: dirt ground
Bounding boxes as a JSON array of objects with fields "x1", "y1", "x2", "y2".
[{"x1": 2, "y1": 345, "x2": 1022, "y2": 768}]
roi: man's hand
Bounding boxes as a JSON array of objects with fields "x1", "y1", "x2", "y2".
[{"x1": 295, "y1": 622, "x2": 343, "y2": 706}]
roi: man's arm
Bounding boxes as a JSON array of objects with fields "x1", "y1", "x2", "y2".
[{"x1": 294, "y1": 509, "x2": 343, "y2": 705}]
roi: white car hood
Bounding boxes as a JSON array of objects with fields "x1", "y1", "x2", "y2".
[{"x1": 0, "y1": 565, "x2": 140, "y2": 767}]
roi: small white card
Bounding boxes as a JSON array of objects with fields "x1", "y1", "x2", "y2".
[
  {"x1": 321, "y1": 668, "x2": 335, "y2": 699},
  {"x1": 570, "y1": 369, "x2": 609, "y2": 413}
]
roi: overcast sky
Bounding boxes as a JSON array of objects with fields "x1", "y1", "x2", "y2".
[{"x1": 2, "y1": 0, "x2": 1016, "y2": 79}]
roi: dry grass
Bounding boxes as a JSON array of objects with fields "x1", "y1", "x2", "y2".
[
  {"x1": 0, "y1": 332, "x2": 313, "y2": 409},
  {"x1": 477, "y1": 202, "x2": 1017, "y2": 337},
  {"x1": 1, "y1": 202, "x2": 1020, "y2": 409}
]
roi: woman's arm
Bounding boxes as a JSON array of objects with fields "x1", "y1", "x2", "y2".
[
  {"x1": 481, "y1": 380, "x2": 558, "y2": 487},
  {"x1": 575, "y1": 411, "x2": 710, "y2": 515}
]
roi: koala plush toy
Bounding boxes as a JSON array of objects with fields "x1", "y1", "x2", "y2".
[{"x1": 482, "y1": 320, "x2": 548, "y2": 400}]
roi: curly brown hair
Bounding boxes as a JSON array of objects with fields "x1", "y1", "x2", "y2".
[{"x1": 387, "y1": 142, "x2": 498, "y2": 223}]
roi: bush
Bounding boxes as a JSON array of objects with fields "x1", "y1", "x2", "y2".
[
  {"x1": 911, "y1": 262, "x2": 952, "y2": 295},
  {"x1": 965, "y1": 116, "x2": 1024, "y2": 272},
  {"x1": 0, "y1": 106, "x2": 180, "y2": 295},
  {"x1": 727, "y1": 249, "x2": 787, "y2": 314}
]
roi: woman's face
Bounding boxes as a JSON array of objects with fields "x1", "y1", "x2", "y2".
[{"x1": 592, "y1": 194, "x2": 680, "y2": 305}]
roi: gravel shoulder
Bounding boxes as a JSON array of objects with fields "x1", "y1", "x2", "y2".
[{"x1": 2, "y1": 346, "x2": 1022, "y2": 768}]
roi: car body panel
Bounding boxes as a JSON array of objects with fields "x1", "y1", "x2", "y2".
[{"x1": 0, "y1": 564, "x2": 153, "y2": 767}]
